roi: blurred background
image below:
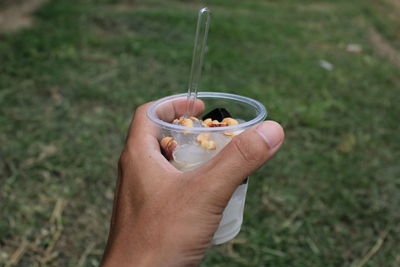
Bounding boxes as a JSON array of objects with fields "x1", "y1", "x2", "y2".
[{"x1": 0, "y1": 0, "x2": 399, "y2": 266}]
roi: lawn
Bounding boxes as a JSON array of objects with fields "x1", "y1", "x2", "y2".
[{"x1": 1, "y1": 0, "x2": 399, "y2": 266}]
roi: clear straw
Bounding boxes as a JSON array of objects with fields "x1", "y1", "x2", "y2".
[{"x1": 185, "y1": 7, "x2": 211, "y2": 117}]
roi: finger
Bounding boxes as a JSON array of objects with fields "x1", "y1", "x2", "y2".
[
  {"x1": 127, "y1": 99, "x2": 205, "y2": 147},
  {"x1": 125, "y1": 99, "x2": 205, "y2": 168},
  {"x1": 195, "y1": 121, "x2": 284, "y2": 200},
  {"x1": 155, "y1": 98, "x2": 205, "y2": 122},
  {"x1": 126, "y1": 103, "x2": 160, "y2": 151},
  {"x1": 123, "y1": 103, "x2": 171, "y2": 173}
]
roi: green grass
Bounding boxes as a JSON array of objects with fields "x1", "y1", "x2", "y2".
[{"x1": 1, "y1": 0, "x2": 399, "y2": 266}]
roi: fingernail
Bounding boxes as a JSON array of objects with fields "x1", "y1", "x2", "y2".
[{"x1": 256, "y1": 121, "x2": 283, "y2": 149}]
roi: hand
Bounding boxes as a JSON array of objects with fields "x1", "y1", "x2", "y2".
[{"x1": 101, "y1": 100, "x2": 284, "y2": 266}]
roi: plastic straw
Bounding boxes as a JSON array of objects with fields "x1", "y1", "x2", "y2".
[{"x1": 185, "y1": 7, "x2": 211, "y2": 117}]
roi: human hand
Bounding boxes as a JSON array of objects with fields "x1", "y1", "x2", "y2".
[{"x1": 101, "y1": 100, "x2": 284, "y2": 266}]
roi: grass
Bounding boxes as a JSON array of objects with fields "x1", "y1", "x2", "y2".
[{"x1": 1, "y1": 0, "x2": 399, "y2": 266}]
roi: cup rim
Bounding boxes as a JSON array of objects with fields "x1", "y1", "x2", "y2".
[{"x1": 147, "y1": 92, "x2": 267, "y2": 133}]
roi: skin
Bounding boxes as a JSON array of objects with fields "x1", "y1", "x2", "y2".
[{"x1": 101, "y1": 100, "x2": 285, "y2": 266}]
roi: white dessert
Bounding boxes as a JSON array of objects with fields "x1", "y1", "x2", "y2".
[{"x1": 160, "y1": 116, "x2": 248, "y2": 244}]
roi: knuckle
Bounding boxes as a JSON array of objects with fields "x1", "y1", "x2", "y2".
[
  {"x1": 133, "y1": 103, "x2": 149, "y2": 120},
  {"x1": 136, "y1": 103, "x2": 148, "y2": 113}
]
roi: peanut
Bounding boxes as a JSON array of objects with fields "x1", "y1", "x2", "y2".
[
  {"x1": 202, "y1": 118, "x2": 212, "y2": 127},
  {"x1": 160, "y1": 137, "x2": 177, "y2": 160},
  {"x1": 222, "y1": 118, "x2": 239, "y2": 126},
  {"x1": 181, "y1": 118, "x2": 194, "y2": 127},
  {"x1": 200, "y1": 140, "x2": 216, "y2": 150},
  {"x1": 196, "y1": 133, "x2": 210, "y2": 143}
]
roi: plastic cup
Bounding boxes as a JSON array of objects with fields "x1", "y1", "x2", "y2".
[{"x1": 147, "y1": 92, "x2": 267, "y2": 245}]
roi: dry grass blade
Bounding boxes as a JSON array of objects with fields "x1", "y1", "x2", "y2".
[
  {"x1": 49, "y1": 198, "x2": 65, "y2": 225},
  {"x1": 5, "y1": 240, "x2": 28, "y2": 267},
  {"x1": 350, "y1": 228, "x2": 390, "y2": 267},
  {"x1": 20, "y1": 143, "x2": 57, "y2": 169},
  {"x1": 369, "y1": 27, "x2": 400, "y2": 68},
  {"x1": 224, "y1": 238, "x2": 253, "y2": 264},
  {"x1": 225, "y1": 238, "x2": 247, "y2": 257},
  {"x1": 36, "y1": 198, "x2": 66, "y2": 265},
  {"x1": 0, "y1": 0, "x2": 48, "y2": 32},
  {"x1": 280, "y1": 199, "x2": 307, "y2": 230},
  {"x1": 77, "y1": 243, "x2": 96, "y2": 267}
]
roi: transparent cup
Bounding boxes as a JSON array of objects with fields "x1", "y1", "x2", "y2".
[{"x1": 147, "y1": 92, "x2": 267, "y2": 244}]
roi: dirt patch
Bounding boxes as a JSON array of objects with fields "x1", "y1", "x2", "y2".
[
  {"x1": 369, "y1": 27, "x2": 400, "y2": 68},
  {"x1": 0, "y1": 0, "x2": 47, "y2": 33},
  {"x1": 387, "y1": 0, "x2": 400, "y2": 10},
  {"x1": 296, "y1": 2, "x2": 335, "y2": 12}
]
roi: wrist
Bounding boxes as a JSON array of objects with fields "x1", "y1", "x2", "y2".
[{"x1": 102, "y1": 240, "x2": 162, "y2": 267}]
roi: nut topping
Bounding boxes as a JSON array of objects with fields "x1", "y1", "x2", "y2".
[
  {"x1": 196, "y1": 133, "x2": 210, "y2": 143},
  {"x1": 196, "y1": 133, "x2": 216, "y2": 150},
  {"x1": 202, "y1": 118, "x2": 212, "y2": 127},
  {"x1": 160, "y1": 137, "x2": 177, "y2": 160},
  {"x1": 222, "y1": 117, "x2": 238, "y2": 126},
  {"x1": 200, "y1": 140, "x2": 216, "y2": 150},
  {"x1": 181, "y1": 118, "x2": 194, "y2": 127},
  {"x1": 172, "y1": 117, "x2": 194, "y2": 128}
]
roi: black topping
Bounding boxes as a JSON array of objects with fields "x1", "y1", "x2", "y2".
[{"x1": 201, "y1": 108, "x2": 232, "y2": 121}]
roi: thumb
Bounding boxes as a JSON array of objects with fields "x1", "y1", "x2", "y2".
[{"x1": 197, "y1": 121, "x2": 284, "y2": 199}]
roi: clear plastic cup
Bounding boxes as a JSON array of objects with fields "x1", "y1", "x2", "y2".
[{"x1": 147, "y1": 92, "x2": 267, "y2": 245}]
